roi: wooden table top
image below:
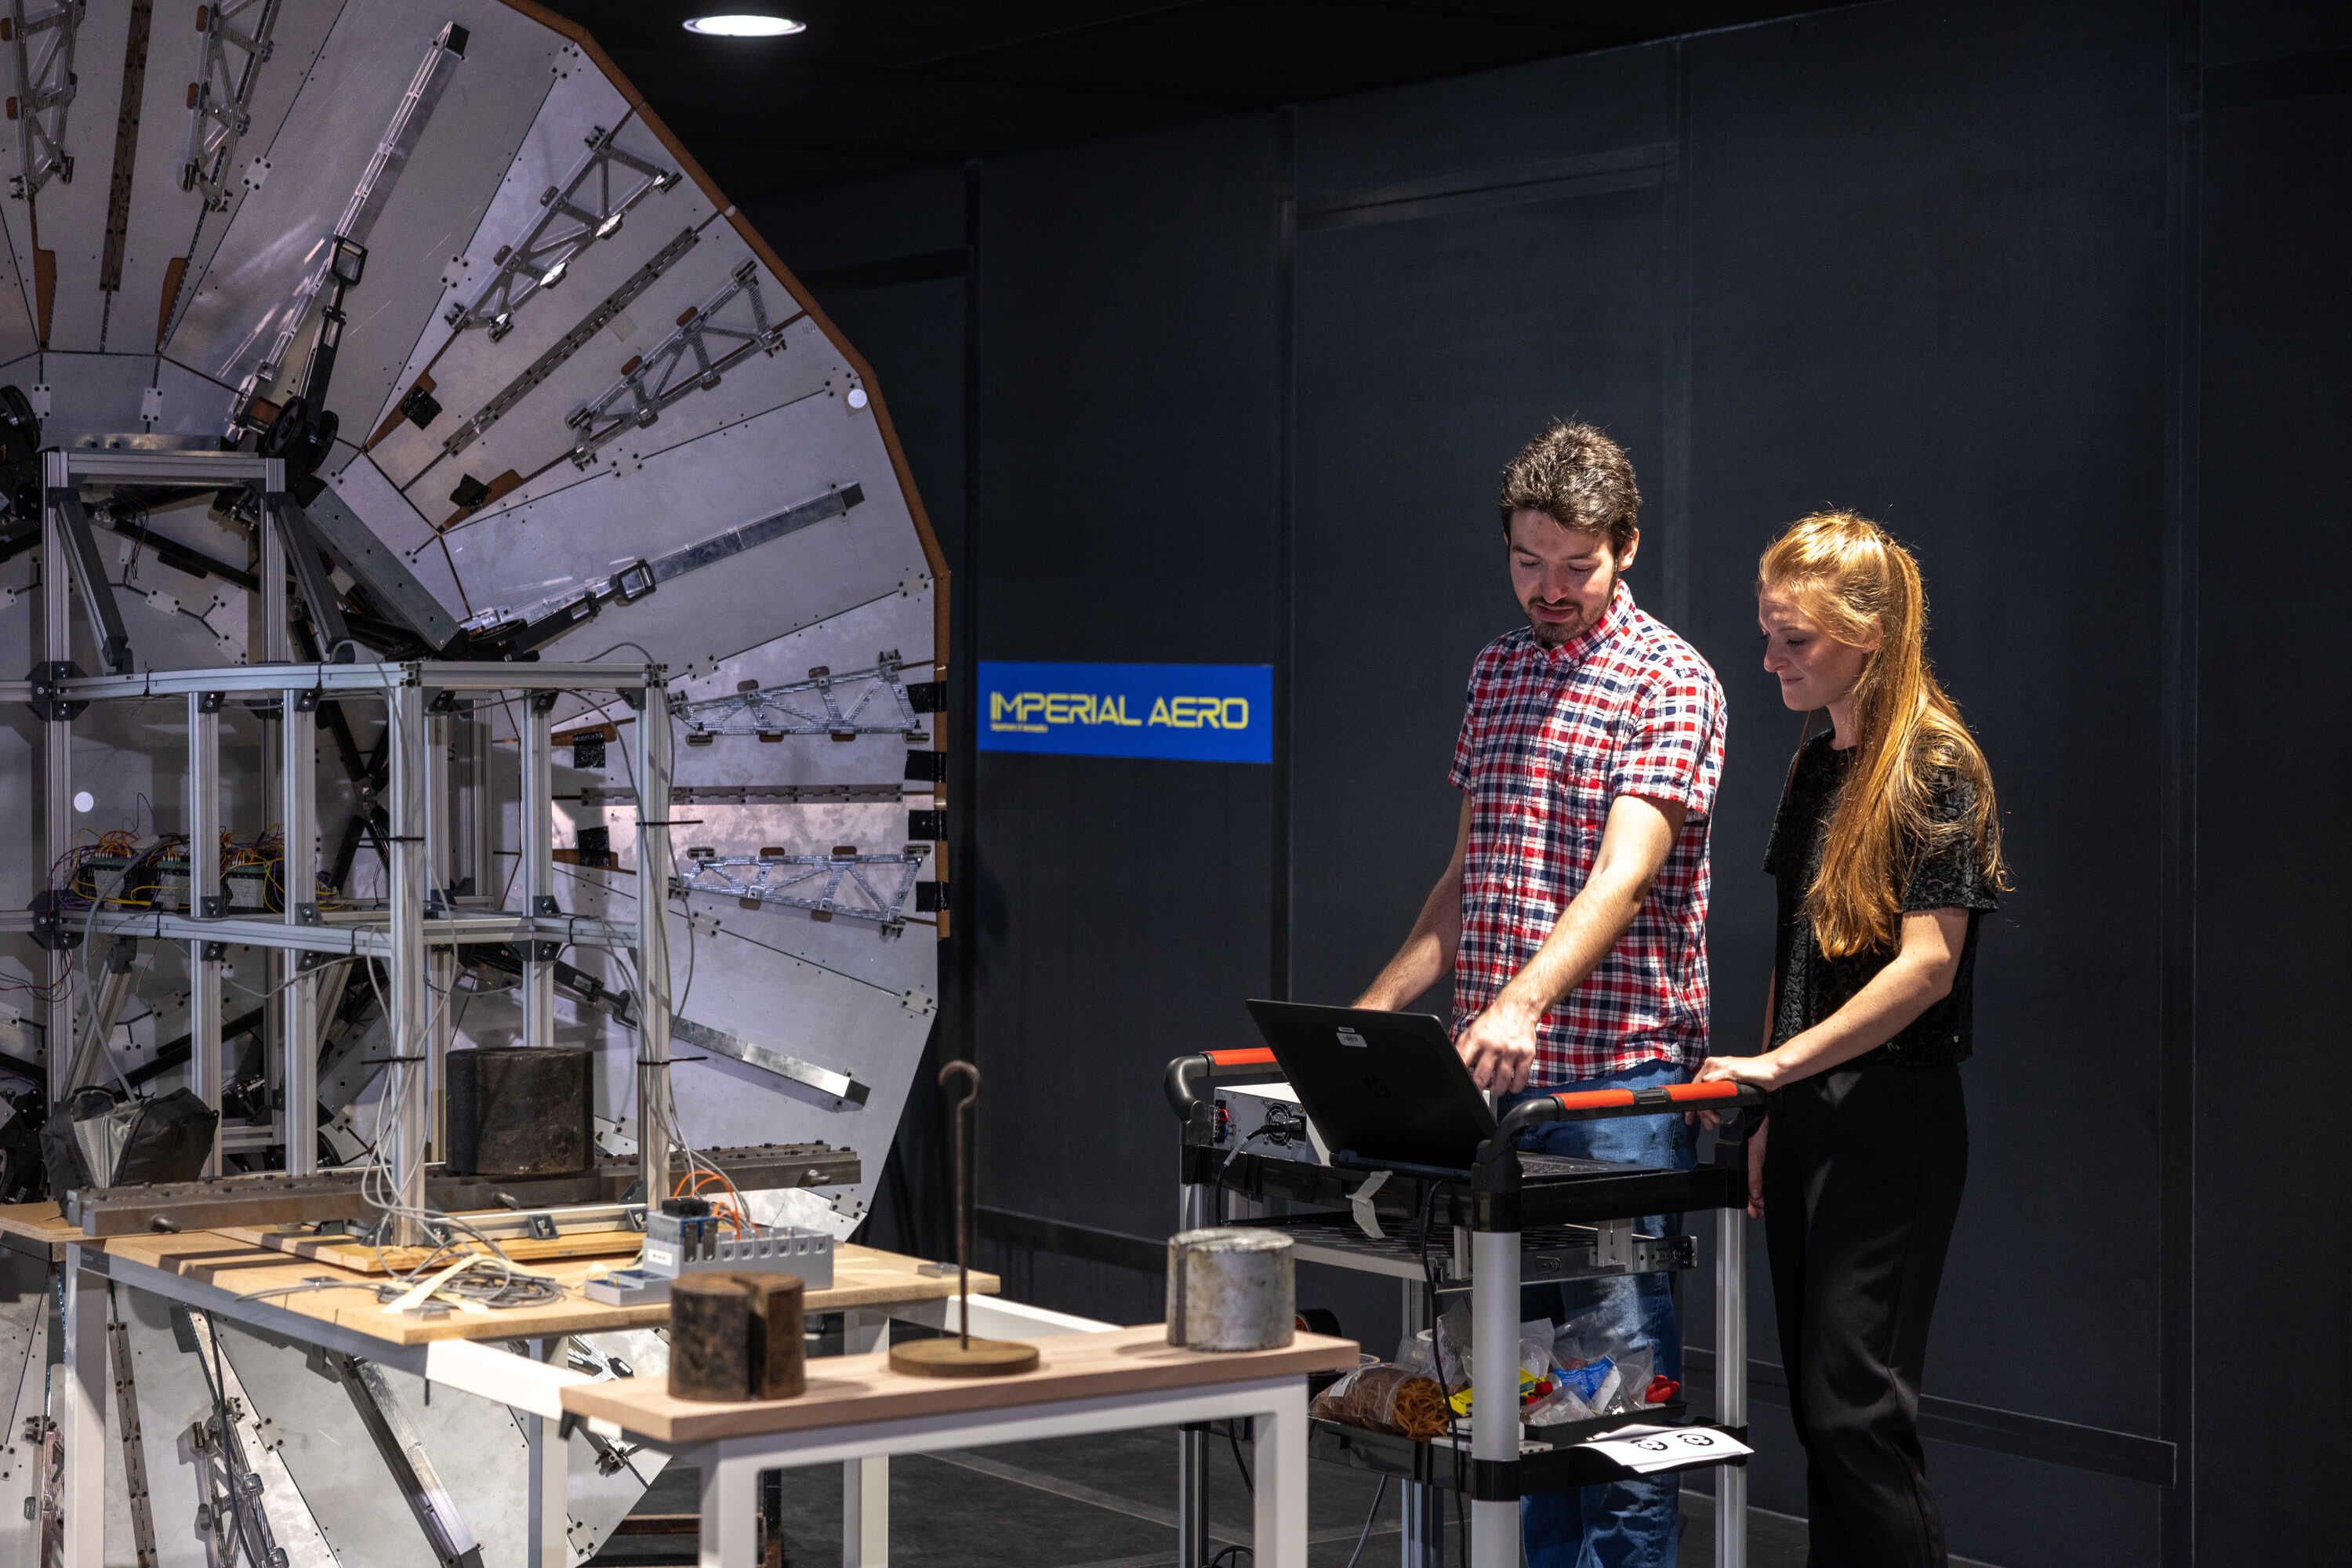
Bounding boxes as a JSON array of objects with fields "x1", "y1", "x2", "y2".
[
  {"x1": 0, "y1": 1204, "x2": 995, "y2": 1348},
  {"x1": 561, "y1": 1325, "x2": 1362, "y2": 1444},
  {"x1": 0, "y1": 1202, "x2": 79, "y2": 1250}
]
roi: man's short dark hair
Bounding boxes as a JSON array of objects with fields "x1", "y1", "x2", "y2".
[{"x1": 1498, "y1": 420, "x2": 1640, "y2": 553}]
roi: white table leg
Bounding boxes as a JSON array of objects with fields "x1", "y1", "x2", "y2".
[
  {"x1": 60, "y1": 1247, "x2": 107, "y2": 1568},
  {"x1": 528, "y1": 1337, "x2": 569, "y2": 1566},
  {"x1": 841, "y1": 1311, "x2": 889, "y2": 1566},
  {"x1": 699, "y1": 1449, "x2": 760, "y2": 1567},
  {"x1": 1250, "y1": 1385, "x2": 1309, "y2": 1568}
]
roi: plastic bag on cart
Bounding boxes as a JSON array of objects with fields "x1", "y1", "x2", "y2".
[
  {"x1": 1534, "y1": 1305, "x2": 1658, "y2": 1421},
  {"x1": 1431, "y1": 1305, "x2": 1581, "y2": 1422},
  {"x1": 1310, "y1": 1358, "x2": 1452, "y2": 1440}
]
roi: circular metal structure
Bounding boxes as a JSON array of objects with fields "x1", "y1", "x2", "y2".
[
  {"x1": 0, "y1": 3, "x2": 946, "y2": 1560},
  {"x1": 0, "y1": 0, "x2": 945, "y2": 1233}
]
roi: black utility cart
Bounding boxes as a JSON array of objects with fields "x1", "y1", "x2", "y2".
[{"x1": 1166, "y1": 1048, "x2": 1762, "y2": 1568}]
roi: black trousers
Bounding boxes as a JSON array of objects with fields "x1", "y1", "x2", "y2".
[{"x1": 1762, "y1": 1059, "x2": 1967, "y2": 1568}]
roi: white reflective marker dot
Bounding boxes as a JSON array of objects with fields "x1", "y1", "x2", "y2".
[
  {"x1": 71, "y1": 791, "x2": 94, "y2": 813},
  {"x1": 847, "y1": 387, "x2": 869, "y2": 409}
]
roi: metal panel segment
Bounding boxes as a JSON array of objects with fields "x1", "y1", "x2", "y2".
[
  {"x1": 21, "y1": 0, "x2": 130, "y2": 352},
  {"x1": 328, "y1": 1353, "x2": 486, "y2": 1567},
  {"x1": 91, "y1": 0, "x2": 212, "y2": 354},
  {"x1": 168, "y1": 0, "x2": 561, "y2": 418},
  {"x1": 239, "y1": 20, "x2": 470, "y2": 401},
  {"x1": 153, "y1": 0, "x2": 345, "y2": 350},
  {"x1": 358, "y1": 64, "x2": 673, "y2": 478},
  {"x1": 445, "y1": 385, "x2": 927, "y2": 678},
  {"x1": 296, "y1": 481, "x2": 463, "y2": 649},
  {"x1": 436, "y1": 285, "x2": 832, "y2": 529}
]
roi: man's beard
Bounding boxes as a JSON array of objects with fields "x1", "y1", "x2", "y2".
[
  {"x1": 1526, "y1": 599, "x2": 1584, "y2": 645},
  {"x1": 1526, "y1": 570, "x2": 1616, "y2": 644}
]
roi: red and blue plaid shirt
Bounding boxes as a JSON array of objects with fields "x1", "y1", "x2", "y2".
[{"x1": 1447, "y1": 581, "x2": 1726, "y2": 1083}]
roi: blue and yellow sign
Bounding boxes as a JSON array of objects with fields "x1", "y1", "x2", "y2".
[{"x1": 977, "y1": 662, "x2": 1272, "y2": 764}]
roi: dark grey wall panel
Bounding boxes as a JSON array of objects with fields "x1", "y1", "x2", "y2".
[
  {"x1": 2194, "y1": 80, "x2": 2352, "y2": 1558},
  {"x1": 746, "y1": 1, "x2": 2352, "y2": 1556},
  {"x1": 1297, "y1": 40, "x2": 1675, "y2": 203},
  {"x1": 1682, "y1": 2, "x2": 2171, "y2": 1482},
  {"x1": 970, "y1": 117, "x2": 1282, "y2": 1248},
  {"x1": 1289, "y1": 178, "x2": 1673, "y2": 1012}
]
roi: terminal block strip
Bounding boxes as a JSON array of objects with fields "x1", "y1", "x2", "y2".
[
  {"x1": 676, "y1": 844, "x2": 929, "y2": 933},
  {"x1": 677, "y1": 652, "x2": 934, "y2": 742},
  {"x1": 565, "y1": 258, "x2": 793, "y2": 465},
  {"x1": 445, "y1": 122, "x2": 679, "y2": 340}
]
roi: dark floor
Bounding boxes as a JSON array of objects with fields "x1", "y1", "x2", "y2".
[{"x1": 587, "y1": 1424, "x2": 1991, "y2": 1566}]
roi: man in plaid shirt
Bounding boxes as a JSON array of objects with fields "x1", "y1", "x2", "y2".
[{"x1": 1356, "y1": 420, "x2": 1726, "y2": 1568}]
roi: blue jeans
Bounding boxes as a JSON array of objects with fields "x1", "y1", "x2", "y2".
[{"x1": 1510, "y1": 1057, "x2": 1695, "y2": 1568}]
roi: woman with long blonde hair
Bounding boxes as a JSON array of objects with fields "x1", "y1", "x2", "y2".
[{"x1": 1696, "y1": 512, "x2": 2005, "y2": 1566}]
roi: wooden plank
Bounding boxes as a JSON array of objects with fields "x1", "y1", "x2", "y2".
[
  {"x1": 220, "y1": 1224, "x2": 648, "y2": 1273},
  {"x1": 95, "y1": 1233, "x2": 999, "y2": 1348},
  {"x1": 0, "y1": 1202, "x2": 76, "y2": 1251},
  {"x1": 561, "y1": 1327, "x2": 1362, "y2": 1445}
]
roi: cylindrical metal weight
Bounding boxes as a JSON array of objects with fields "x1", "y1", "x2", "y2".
[
  {"x1": 670, "y1": 1274, "x2": 754, "y2": 1401},
  {"x1": 443, "y1": 1046, "x2": 595, "y2": 1178},
  {"x1": 1167, "y1": 1227, "x2": 1294, "y2": 1351}
]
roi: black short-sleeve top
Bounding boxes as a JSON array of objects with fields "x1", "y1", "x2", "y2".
[{"x1": 1762, "y1": 731, "x2": 2000, "y2": 1068}]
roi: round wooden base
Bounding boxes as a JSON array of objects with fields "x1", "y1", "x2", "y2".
[{"x1": 888, "y1": 1337, "x2": 1040, "y2": 1378}]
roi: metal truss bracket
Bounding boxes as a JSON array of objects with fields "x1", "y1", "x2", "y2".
[
  {"x1": 179, "y1": 0, "x2": 283, "y2": 211},
  {"x1": 22, "y1": 656, "x2": 85, "y2": 719},
  {"x1": 446, "y1": 122, "x2": 679, "y2": 340},
  {"x1": 440, "y1": 225, "x2": 698, "y2": 460},
  {"x1": 176, "y1": 1304, "x2": 338, "y2": 1568},
  {"x1": 328, "y1": 1353, "x2": 486, "y2": 1568},
  {"x1": 677, "y1": 647, "x2": 923, "y2": 743},
  {"x1": 564, "y1": 258, "x2": 791, "y2": 466},
  {"x1": 5, "y1": 0, "x2": 82, "y2": 202},
  {"x1": 673, "y1": 842, "x2": 930, "y2": 935},
  {"x1": 49, "y1": 491, "x2": 133, "y2": 673}
]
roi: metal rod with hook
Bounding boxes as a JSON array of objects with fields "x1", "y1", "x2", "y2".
[{"x1": 940, "y1": 1059, "x2": 980, "y2": 1351}]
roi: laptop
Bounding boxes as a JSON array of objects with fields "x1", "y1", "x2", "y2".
[{"x1": 1243, "y1": 999, "x2": 1614, "y2": 1181}]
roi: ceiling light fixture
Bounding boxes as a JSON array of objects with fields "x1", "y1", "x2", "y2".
[{"x1": 682, "y1": 14, "x2": 805, "y2": 37}]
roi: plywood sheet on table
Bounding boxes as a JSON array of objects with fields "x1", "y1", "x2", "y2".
[
  {"x1": 0, "y1": 1203, "x2": 74, "y2": 1251},
  {"x1": 97, "y1": 1233, "x2": 1000, "y2": 1347},
  {"x1": 561, "y1": 1325, "x2": 1362, "y2": 1443},
  {"x1": 221, "y1": 1223, "x2": 648, "y2": 1273}
]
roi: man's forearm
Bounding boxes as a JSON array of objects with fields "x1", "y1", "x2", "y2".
[{"x1": 1355, "y1": 873, "x2": 1462, "y2": 1010}]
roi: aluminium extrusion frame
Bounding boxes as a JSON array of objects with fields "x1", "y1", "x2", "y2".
[
  {"x1": 1165, "y1": 1051, "x2": 1761, "y2": 1568},
  {"x1": 23, "y1": 445, "x2": 677, "y2": 1247}
]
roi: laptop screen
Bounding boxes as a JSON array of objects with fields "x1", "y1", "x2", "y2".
[{"x1": 1244, "y1": 1000, "x2": 1498, "y2": 1171}]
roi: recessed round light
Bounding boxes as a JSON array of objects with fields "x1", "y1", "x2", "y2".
[{"x1": 683, "y1": 14, "x2": 805, "y2": 37}]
